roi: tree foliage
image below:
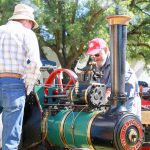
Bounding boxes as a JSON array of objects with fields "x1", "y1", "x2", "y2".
[
  {"x1": 33, "y1": 0, "x2": 150, "y2": 69},
  {"x1": 127, "y1": 0, "x2": 150, "y2": 70},
  {"x1": 34, "y1": 0, "x2": 114, "y2": 68},
  {"x1": 0, "y1": 0, "x2": 20, "y2": 25},
  {"x1": 0, "y1": 0, "x2": 149, "y2": 70}
]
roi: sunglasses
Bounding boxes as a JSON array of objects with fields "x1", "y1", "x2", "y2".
[{"x1": 94, "y1": 53, "x2": 100, "y2": 57}]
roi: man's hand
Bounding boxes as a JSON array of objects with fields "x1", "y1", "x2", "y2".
[
  {"x1": 106, "y1": 88, "x2": 111, "y2": 103},
  {"x1": 26, "y1": 84, "x2": 34, "y2": 95}
]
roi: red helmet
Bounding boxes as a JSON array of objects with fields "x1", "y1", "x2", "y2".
[{"x1": 86, "y1": 38, "x2": 107, "y2": 55}]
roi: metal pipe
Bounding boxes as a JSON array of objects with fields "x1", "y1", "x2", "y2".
[{"x1": 107, "y1": 15, "x2": 131, "y2": 108}]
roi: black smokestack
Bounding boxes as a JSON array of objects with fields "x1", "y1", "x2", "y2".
[{"x1": 107, "y1": 15, "x2": 131, "y2": 109}]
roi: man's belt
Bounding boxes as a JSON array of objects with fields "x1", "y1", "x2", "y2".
[{"x1": 0, "y1": 73, "x2": 22, "y2": 78}]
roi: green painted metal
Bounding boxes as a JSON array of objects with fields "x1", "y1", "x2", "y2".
[
  {"x1": 34, "y1": 85, "x2": 45, "y2": 110},
  {"x1": 47, "y1": 109, "x2": 100, "y2": 149},
  {"x1": 34, "y1": 85, "x2": 60, "y2": 110},
  {"x1": 47, "y1": 109, "x2": 71, "y2": 147},
  {"x1": 64, "y1": 111, "x2": 96, "y2": 148},
  {"x1": 47, "y1": 87, "x2": 60, "y2": 104}
]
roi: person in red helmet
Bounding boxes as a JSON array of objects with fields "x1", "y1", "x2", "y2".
[
  {"x1": 86, "y1": 38, "x2": 141, "y2": 120},
  {"x1": 87, "y1": 38, "x2": 109, "y2": 67},
  {"x1": 87, "y1": 38, "x2": 111, "y2": 94}
]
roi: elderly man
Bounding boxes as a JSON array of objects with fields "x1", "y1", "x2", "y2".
[
  {"x1": 0, "y1": 3, "x2": 42, "y2": 150},
  {"x1": 86, "y1": 38, "x2": 141, "y2": 120}
]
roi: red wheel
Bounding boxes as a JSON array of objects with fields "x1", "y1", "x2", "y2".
[{"x1": 44, "y1": 68, "x2": 78, "y2": 95}]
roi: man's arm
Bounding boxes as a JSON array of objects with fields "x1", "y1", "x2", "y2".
[{"x1": 23, "y1": 30, "x2": 42, "y2": 95}]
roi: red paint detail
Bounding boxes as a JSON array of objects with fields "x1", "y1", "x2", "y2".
[
  {"x1": 44, "y1": 88, "x2": 48, "y2": 95},
  {"x1": 44, "y1": 68, "x2": 78, "y2": 95},
  {"x1": 53, "y1": 89, "x2": 59, "y2": 95},
  {"x1": 142, "y1": 99, "x2": 150, "y2": 108},
  {"x1": 120, "y1": 119, "x2": 143, "y2": 150},
  {"x1": 62, "y1": 91, "x2": 66, "y2": 95},
  {"x1": 140, "y1": 148, "x2": 150, "y2": 150}
]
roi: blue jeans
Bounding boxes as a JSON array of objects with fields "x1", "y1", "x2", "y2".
[{"x1": 0, "y1": 77, "x2": 25, "y2": 150}]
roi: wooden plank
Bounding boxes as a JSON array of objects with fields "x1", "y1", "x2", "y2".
[{"x1": 141, "y1": 111, "x2": 150, "y2": 125}]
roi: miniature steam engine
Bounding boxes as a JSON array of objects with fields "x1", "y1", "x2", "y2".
[
  {"x1": 23, "y1": 16, "x2": 143, "y2": 150},
  {"x1": 30, "y1": 15, "x2": 144, "y2": 150},
  {"x1": 36, "y1": 79, "x2": 143, "y2": 150}
]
